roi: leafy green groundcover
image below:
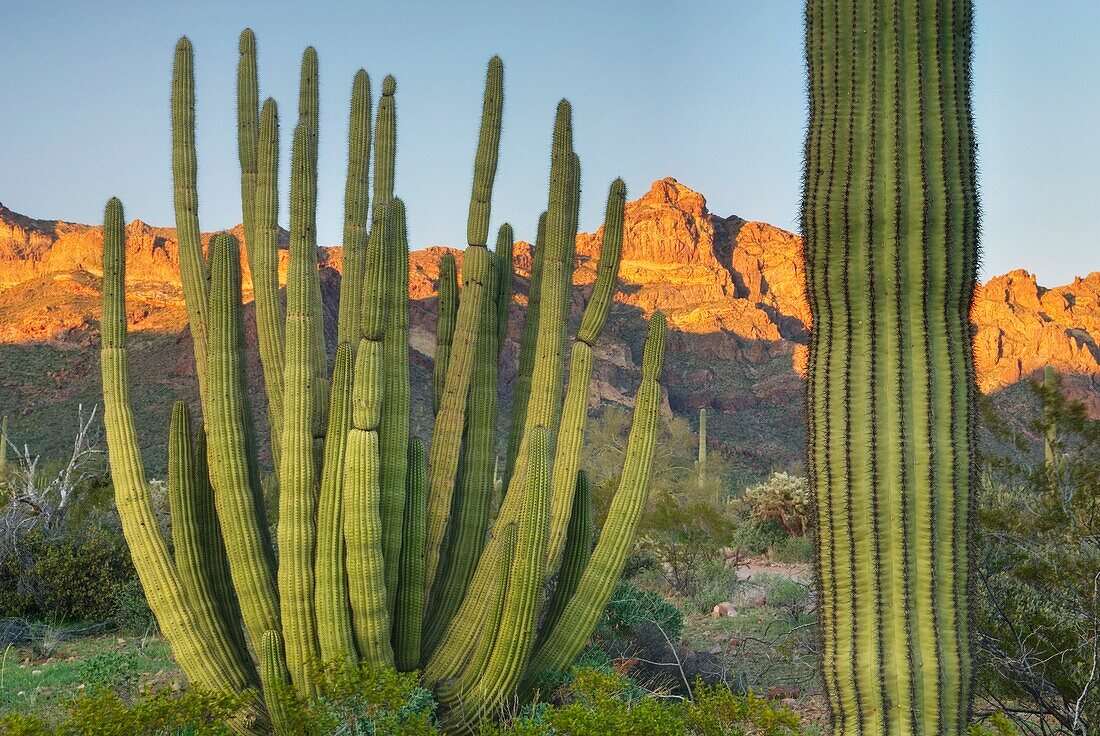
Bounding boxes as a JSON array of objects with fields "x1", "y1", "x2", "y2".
[{"x1": 0, "y1": 664, "x2": 812, "y2": 736}]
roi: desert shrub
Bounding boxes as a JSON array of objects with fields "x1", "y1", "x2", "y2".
[
  {"x1": 684, "y1": 559, "x2": 741, "y2": 615},
  {"x1": 975, "y1": 376, "x2": 1100, "y2": 734},
  {"x1": 736, "y1": 472, "x2": 809, "y2": 537},
  {"x1": 272, "y1": 661, "x2": 438, "y2": 735},
  {"x1": 729, "y1": 518, "x2": 788, "y2": 557},
  {"x1": 111, "y1": 578, "x2": 155, "y2": 633},
  {"x1": 0, "y1": 686, "x2": 244, "y2": 735},
  {"x1": 596, "y1": 581, "x2": 683, "y2": 643},
  {"x1": 480, "y1": 668, "x2": 809, "y2": 736},
  {"x1": 637, "y1": 493, "x2": 737, "y2": 597},
  {"x1": 753, "y1": 574, "x2": 812, "y2": 622},
  {"x1": 684, "y1": 683, "x2": 803, "y2": 735},
  {"x1": 967, "y1": 712, "x2": 1020, "y2": 736},
  {"x1": 0, "y1": 523, "x2": 137, "y2": 622},
  {"x1": 770, "y1": 535, "x2": 813, "y2": 564},
  {"x1": 75, "y1": 650, "x2": 149, "y2": 695}
]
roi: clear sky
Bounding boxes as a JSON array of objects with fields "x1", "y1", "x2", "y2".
[{"x1": 1, "y1": 1, "x2": 1097, "y2": 286}]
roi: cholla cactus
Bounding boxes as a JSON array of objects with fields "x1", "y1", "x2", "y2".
[
  {"x1": 740, "y1": 471, "x2": 810, "y2": 536},
  {"x1": 100, "y1": 30, "x2": 664, "y2": 735}
]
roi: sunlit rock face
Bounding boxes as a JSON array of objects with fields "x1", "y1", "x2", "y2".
[{"x1": 1, "y1": 180, "x2": 1098, "y2": 468}]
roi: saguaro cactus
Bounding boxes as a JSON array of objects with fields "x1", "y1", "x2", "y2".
[
  {"x1": 696, "y1": 407, "x2": 707, "y2": 488},
  {"x1": 802, "y1": 2, "x2": 978, "y2": 734},
  {"x1": 101, "y1": 30, "x2": 664, "y2": 734}
]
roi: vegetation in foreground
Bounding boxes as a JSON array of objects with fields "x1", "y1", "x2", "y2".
[{"x1": 2, "y1": 372, "x2": 1094, "y2": 734}]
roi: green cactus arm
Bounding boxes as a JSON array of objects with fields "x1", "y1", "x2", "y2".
[
  {"x1": 433, "y1": 253, "x2": 458, "y2": 414},
  {"x1": 205, "y1": 232, "x2": 282, "y2": 669},
  {"x1": 497, "y1": 102, "x2": 576, "y2": 525},
  {"x1": 380, "y1": 198, "x2": 411, "y2": 615},
  {"x1": 360, "y1": 197, "x2": 394, "y2": 346},
  {"x1": 168, "y1": 401, "x2": 257, "y2": 688},
  {"x1": 314, "y1": 343, "x2": 357, "y2": 664},
  {"x1": 544, "y1": 178, "x2": 625, "y2": 569},
  {"x1": 195, "y1": 425, "x2": 256, "y2": 671},
  {"x1": 503, "y1": 210, "x2": 547, "y2": 485},
  {"x1": 524, "y1": 313, "x2": 664, "y2": 686},
  {"x1": 422, "y1": 105, "x2": 574, "y2": 673},
  {"x1": 422, "y1": 256, "x2": 499, "y2": 656},
  {"x1": 421, "y1": 61, "x2": 503, "y2": 591},
  {"x1": 697, "y1": 407, "x2": 707, "y2": 488},
  {"x1": 343, "y1": 426, "x2": 394, "y2": 670},
  {"x1": 423, "y1": 243, "x2": 490, "y2": 592},
  {"x1": 260, "y1": 631, "x2": 294, "y2": 736},
  {"x1": 394, "y1": 437, "x2": 427, "y2": 671},
  {"x1": 466, "y1": 56, "x2": 504, "y2": 248},
  {"x1": 424, "y1": 521, "x2": 515, "y2": 690},
  {"x1": 297, "y1": 46, "x2": 319, "y2": 167},
  {"x1": 171, "y1": 37, "x2": 211, "y2": 403},
  {"x1": 372, "y1": 76, "x2": 397, "y2": 219},
  {"x1": 575, "y1": 178, "x2": 625, "y2": 345},
  {"x1": 536, "y1": 470, "x2": 593, "y2": 650},
  {"x1": 803, "y1": 1, "x2": 978, "y2": 732},
  {"x1": 277, "y1": 122, "x2": 324, "y2": 694},
  {"x1": 439, "y1": 428, "x2": 551, "y2": 734},
  {"x1": 336, "y1": 70, "x2": 373, "y2": 347},
  {"x1": 237, "y1": 29, "x2": 260, "y2": 270},
  {"x1": 101, "y1": 199, "x2": 270, "y2": 731},
  {"x1": 494, "y1": 223, "x2": 515, "y2": 354},
  {"x1": 295, "y1": 47, "x2": 328, "y2": 429},
  {"x1": 361, "y1": 71, "x2": 396, "y2": 342},
  {"x1": 249, "y1": 98, "x2": 286, "y2": 468}
]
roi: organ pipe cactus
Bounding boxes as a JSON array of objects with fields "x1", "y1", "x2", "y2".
[
  {"x1": 802, "y1": 2, "x2": 978, "y2": 734},
  {"x1": 100, "y1": 29, "x2": 664, "y2": 733},
  {"x1": 696, "y1": 406, "x2": 707, "y2": 488}
]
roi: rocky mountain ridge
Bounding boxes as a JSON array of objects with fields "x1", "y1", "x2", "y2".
[{"x1": 1, "y1": 178, "x2": 1097, "y2": 470}]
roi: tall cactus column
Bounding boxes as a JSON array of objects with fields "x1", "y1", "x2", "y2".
[{"x1": 802, "y1": 1, "x2": 978, "y2": 734}]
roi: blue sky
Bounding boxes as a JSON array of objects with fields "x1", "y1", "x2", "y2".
[{"x1": 1, "y1": 1, "x2": 1097, "y2": 286}]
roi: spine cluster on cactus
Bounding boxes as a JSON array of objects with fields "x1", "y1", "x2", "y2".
[
  {"x1": 802, "y1": 1, "x2": 978, "y2": 734},
  {"x1": 100, "y1": 30, "x2": 665, "y2": 735}
]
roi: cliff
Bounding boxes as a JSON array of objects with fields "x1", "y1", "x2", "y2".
[{"x1": 1, "y1": 179, "x2": 1096, "y2": 470}]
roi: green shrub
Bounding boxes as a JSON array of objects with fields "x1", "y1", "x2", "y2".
[
  {"x1": 967, "y1": 712, "x2": 1019, "y2": 736},
  {"x1": 684, "y1": 684, "x2": 803, "y2": 735},
  {"x1": 0, "y1": 686, "x2": 244, "y2": 735},
  {"x1": 729, "y1": 519, "x2": 788, "y2": 557},
  {"x1": 637, "y1": 494, "x2": 737, "y2": 596},
  {"x1": 975, "y1": 377, "x2": 1100, "y2": 731},
  {"x1": 273, "y1": 661, "x2": 438, "y2": 735},
  {"x1": 76, "y1": 650, "x2": 144, "y2": 694},
  {"x1": 111, "y1": 579, "x2": 155, "y2": 633},
  {"x1": 753, "y1": 574, "x2": 812, "y2": 622},
  {"x1": 596, "y1": 581, "x2": 683, "y2": 643},
  {"x1": 770, "y1": 535, "x2": 812, "y2": 564},
  {"x1": 0, "y1": 524, "x2": 138, "y2": 623},
  {"x1": 480, "y1": 668, "x2": 810, "y2": 736},
  {"x1": 684, "y1": 559, "x2": 740, "y2": 615}
]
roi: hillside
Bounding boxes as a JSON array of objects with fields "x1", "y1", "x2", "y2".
[{"x1": 1, "y1": 178, "x2": 1097, "y2": 474}]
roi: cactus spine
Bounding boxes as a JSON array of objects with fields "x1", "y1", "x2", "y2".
[
  {"x1": 802, "y1": 2, "x2": 978, "y2": 733},
  {"x1": 102, "y1": 35, "x2": 664, "y2": 733}
]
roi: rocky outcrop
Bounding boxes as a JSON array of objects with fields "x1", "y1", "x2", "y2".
[
  {"x1": 972, "y1": 269, "x2": 1100, "y2": 415},
  {"x1": 1, "y1": 180, "x2": 1098, "y2": 469}
]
